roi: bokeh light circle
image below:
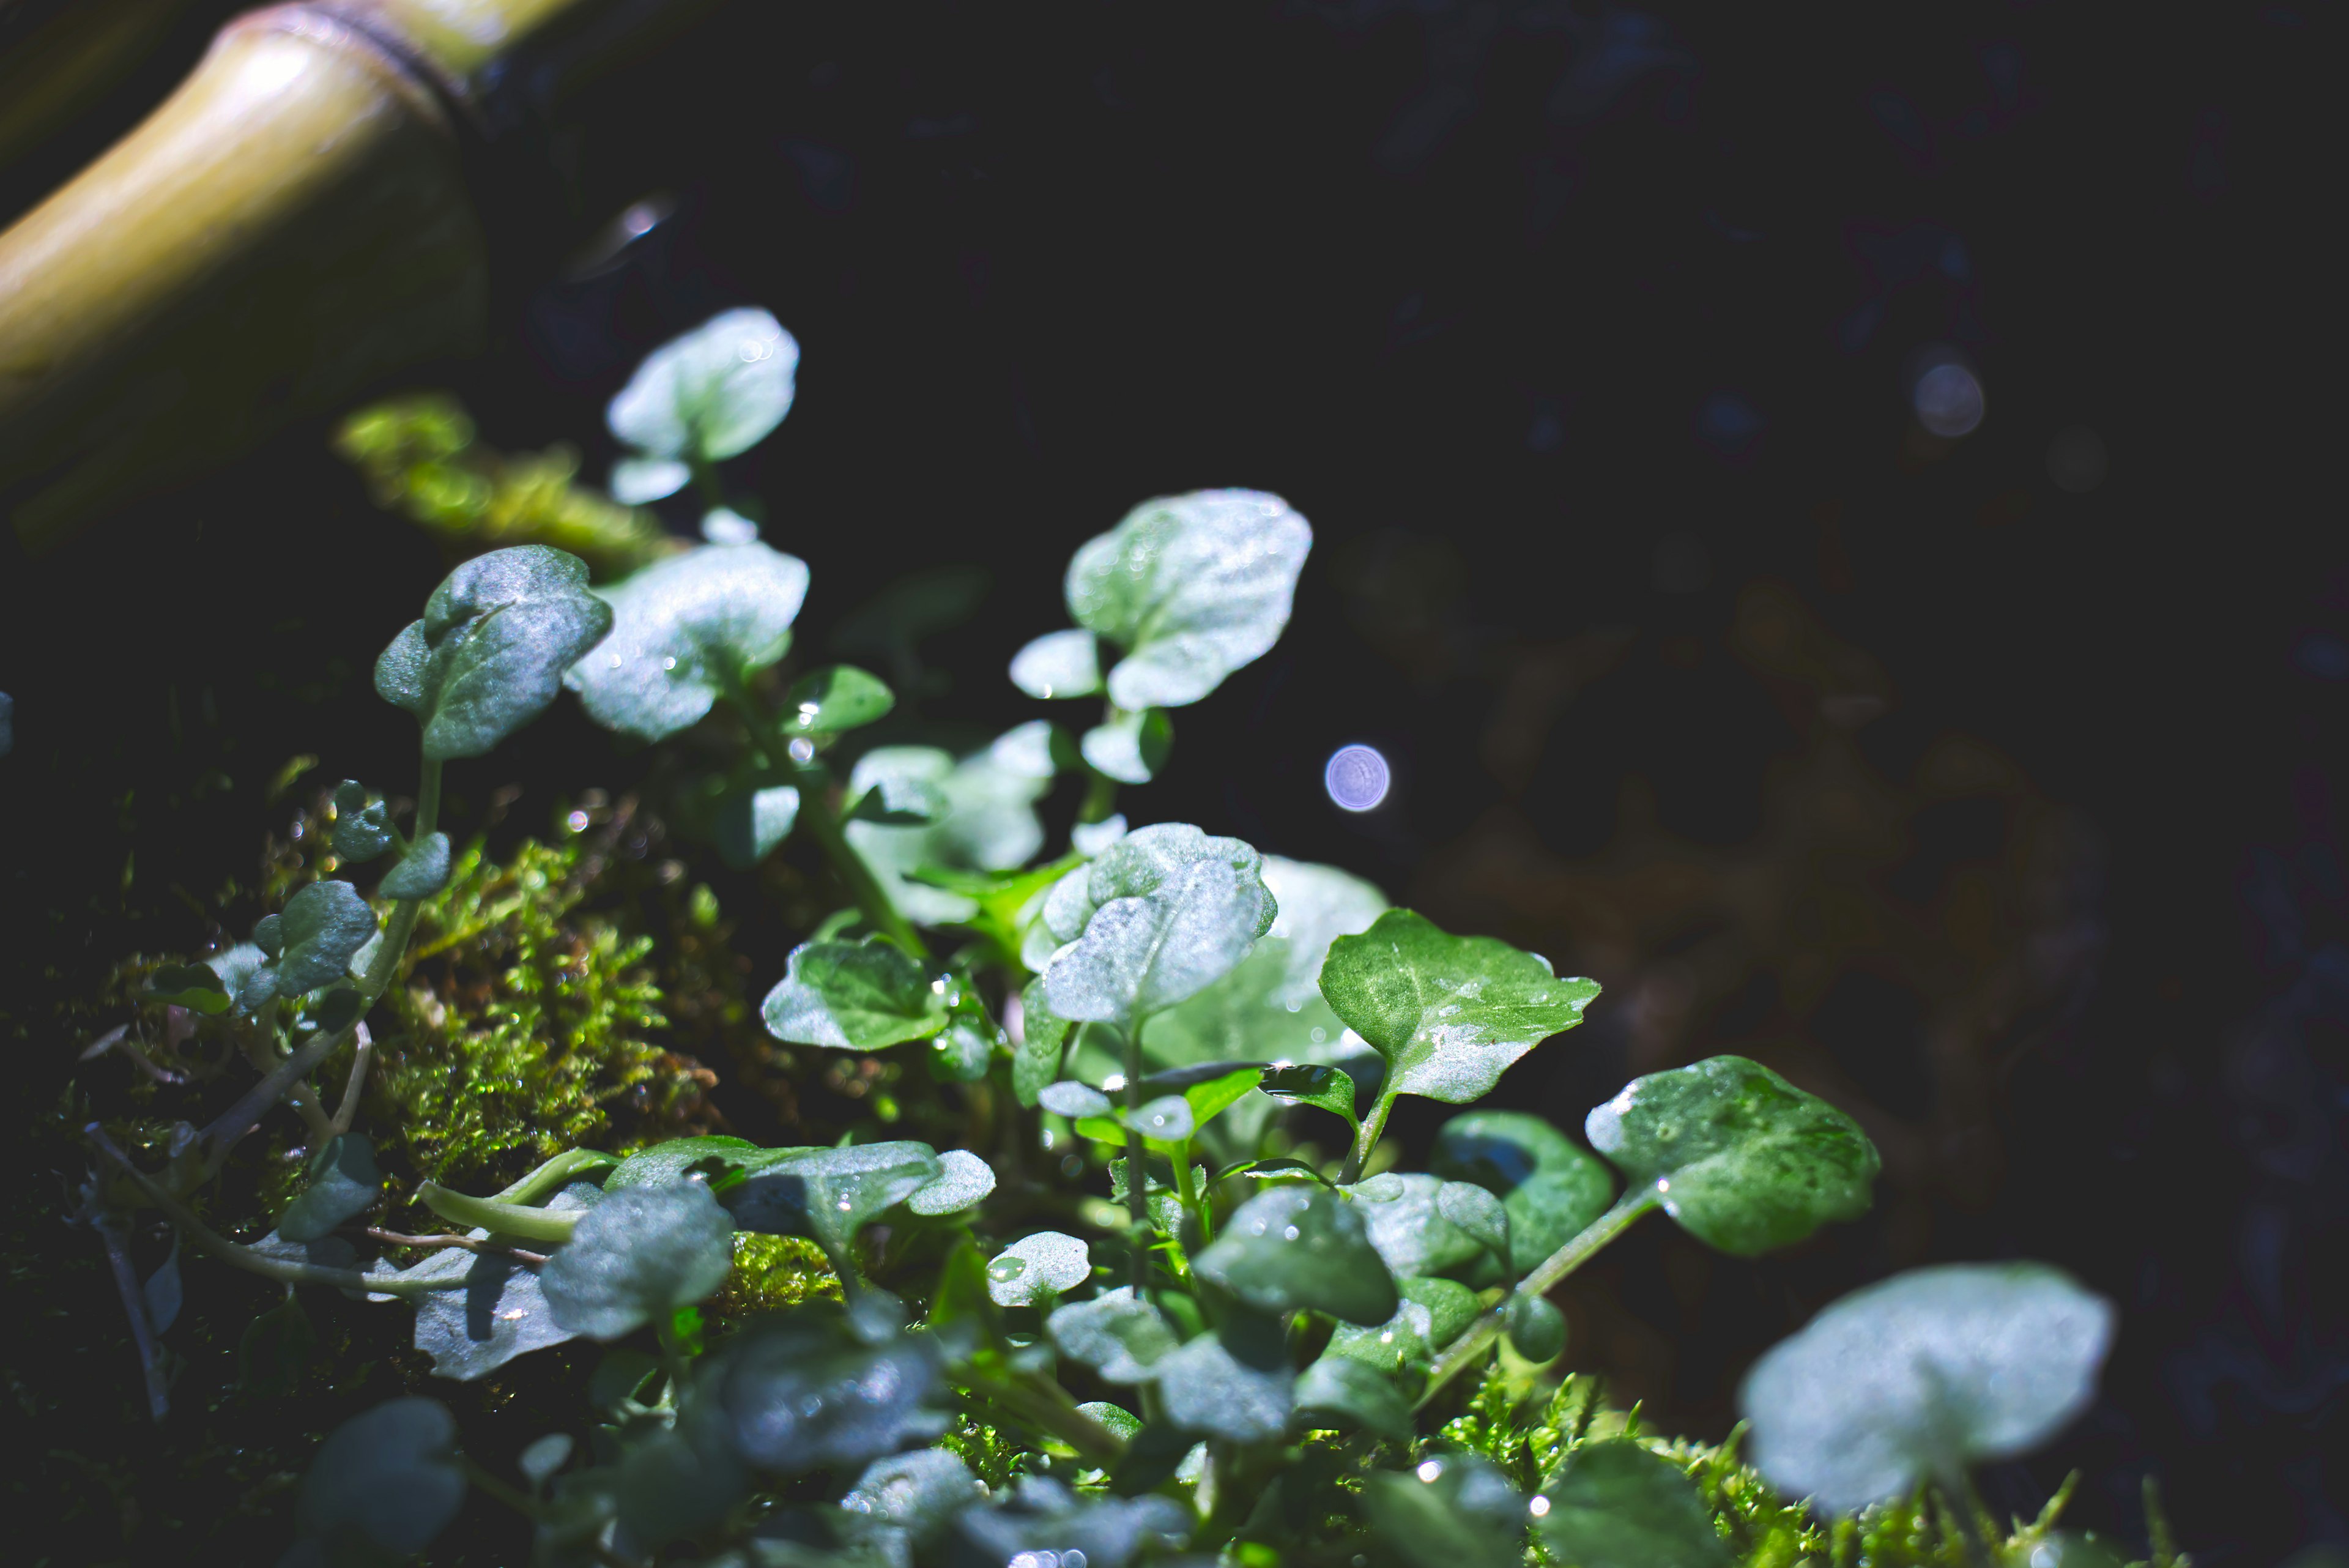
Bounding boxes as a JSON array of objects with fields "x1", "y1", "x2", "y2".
[{"x1": 1324, "y1": 745, "x2": 1391, "y2": 812}]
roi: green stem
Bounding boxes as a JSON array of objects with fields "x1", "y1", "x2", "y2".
[
  {"x1": 489, "y1": 1147, "x2": 622, "y2": 1205},
  {"x1": 1338, "y1": 1091, "x2": 1397, "y2": 1186},
  {"x1": 1121, "y1": 1022, "x2": 1147, "y2": 1291},
  {"x1": 417, "y1": 1183, "x2": 584, "y2": 1245},
  {"x1": 1413, "y1": 1189, "x2": 1660, "y2": 1410},
  {"x1": 1174, "y1": 1139, "x2": 1208, "y2": 1243}
]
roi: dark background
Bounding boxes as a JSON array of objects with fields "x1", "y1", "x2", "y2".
[{"x1": 4, "y1": 4, "x2": 2343, "y2": 1563}]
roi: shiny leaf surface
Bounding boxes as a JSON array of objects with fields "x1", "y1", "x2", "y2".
[{"x1": 565, "y1": 541, "x2": 810, "y2": 741}]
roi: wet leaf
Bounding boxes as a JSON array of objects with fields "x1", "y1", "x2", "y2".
[
  {"x1": 841, "y1": 1449, "x2": 985, "y2": 1549},
  {"x1": 407, "y1": 1244, "x2": 576, "y2": 1381},
  {"x1": 1156, "y1": 1309, "x2": 1293, "y2": 1441},
  {"x1": 330, "y1": 781, "x2": 396, "y2": 863},
  {"x1": 1585, "y1": 1055, "x2": 1880, "y2": 1255},
  {"x1": 1193, "y1": 1185, "x2": 1398, "y2": 1325},
  {"x1": 1294, "y1": 1354, "x2": 1412, "y2": 1440},
  {"x1": 1320, "y1": 909, "x2": 1599, "y2": 1107},
  {"x1": 1258, "y1": 1064, "x2": 1360, "y2": 1135},
  {"x1": 785, "y1": 664, "x2": 894, "y2": 734},
  {"x1": 710, "y1": 1305, "x2": 948, "y2": 1473},
  {"x1": 1535, "y1": 1439, "x2": 1731, "y2": 1568},
  {"x1": 377, "y1": 546, "x2": 614, "y2": 759},
  {"x1": 1080, "y1": 707, "x2": 1173, "y2": 785},
  {"x1": 380, "y1": 831, "x2": 451, "y2": 898},
  {"x1": 296, "y1": 1398, "x2": 467, "y2": 1559},
  {"x1": 1326, "y1": 1276, "x2": 1481, "y2": 1375},
  {"x1": 1064, "y1": 489, "x2": 1312, "y2": 709},
  {"x1": 985, "y1": 1230, "x2": 1091, "y2": 1306},
  {"x1": 1044, "y1": 824, "x2": 1277, "y2": 1028},
  {"x1": 905, "y1": 1149, "x2": 996, "y2": 1217},
  {"x1": 1039, "y1": 1080, "x2": 1112, "y2": 1119},
  {"x1": 603, "y1": 1135, "x2": 761, "y2": 1192},
  {"x1": 762, "y1": 940, "x2": 951, "y2": 1049},
  {"x1": 954, "y1": 1477, "x2": 1191, "y2": 1568},
  {"x1": 1344, "y1": 1173, "x2": 1483, "y2": 1280},
  {"x1": 565, "y1": 541, "x2": 810, "y2": 741},
  {"x1": 1047, "y1": 1287, "x2": 1181, "y2": 1383},
  {"x1": 541, "y1": 1184, "x2": 735, "y2": 1339},
  {"x1": 1739, "y1": 1263, "x2": 2116, "y2": 1514},
  {"x1": 269, "y1": 880, "x2": 378, "y2": 999},
  {"x1": 276, "y1": 1134, "x2": 383, "y2": 1243},
  {"x1": 1124, "y1": 1094, "x2": 1195, "y2": 1143},
  {"x1": 723, "y1": 1142, "x2": 943, "y2": 1258},
  {"x1": 607, "y1": 307, "x2": 798, "y2": 465},
  {"x1": 1009, "y1": 628, "x2": 1103, "y2": 700},
  {"x1": 1014, "y1": 976, "x2": 1071, "y2": 1107}
]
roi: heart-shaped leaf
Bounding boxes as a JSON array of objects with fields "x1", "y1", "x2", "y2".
[
  {"x1": 297, "y1": 1399, "x2": 467, "y2": 1558},
  {"x1": 330, "y1": 780, "x2": 396, "y2": 863},
  {"x1": 1079, "y1": 707, "x2": 1173, "y2": 786},
  {"x1": 1009, "y1": 628, "x2": 1102, "y2": 700},
  {"x1": 380, "y1": 831, "x2": 451, "y2": 899},
  {"x1": 1431, "y1": 1111, "x2": 1616, "y2": 1280},
  {"x1": 1156, "y1": 1309, "x2": 1293, "y2": 1442},
  {"x1": 565, "y1": 541, "x2": 810, "y2": 741},
  {"x1": 377, "y1": 546, "x2": 614, "y2": 759},
  {"x1": 269, "y1": 880, "x2": 378, "y2": 998},
  {"x1": 607, "y1": 307, "x2": 798, "y2": 466},
  {"x1": 276, "y1": 1133, "x2": 382, "y2": 1243},
  {"x1": 1046, "y1": 1287, "x2": 1180, "y2": 1383},
  {"x1": 846, "y1": 743, "x2": 1049, "y2": 926},
  {"x1": 1585, "y1": 1055, "x2": 1880, "y2": 1255},
  {"x1": 1534, "y1": 1439, "x2": 1731, "y2": 1568},
  {"x1": 786, "y1": 665, "x2": 895, "y2": 734},
  {"x1": 985, "y1": 1230, "x2": 1091, "y2": 1306},
  {"x1": 1063, "y1": 490, "x2": 1312, "y2": 710},
  {"x1": 1326, "y1": 1276, "x2": 1481, "y2": 1375},
  {"x1": 723, "y1": 1142, "x2": 943, "y2": 1258},
  {"x1": 1043, "y1": 824, "x2": 1278, "y2": 1028},
  {"x1": 1192, "y1": 1185, "x2": 1398, "y2": 1326},
  {"x1": 541, "y1": 1184, "x2": 735, "y2": 1340},
  {"x1": 1319, "y1": 909, "x2": 1600, "y2": 1106},
  {"x1": 1294, "y1": 1354, "x2": 1413, "y2": 1440},
  {"x1": 762, "y1": 941, "x2": 951, "y2": 1049},
  {"x1": 1343, "y1": 1173, "x2": 1483, "y2": 1280},
  {"x1": 1739, "y1": 1262, "x2": 2116, "y2": 1515},
  {"x1": 208, "y1": 943, "x2": 275, "y2": 1016},
  {"x1": 709, "y1": 1305, "x2": 948, "y2": 1473},
  {"x1": 905, "y1": 1150, "x2": 996, "y2": 1217}
]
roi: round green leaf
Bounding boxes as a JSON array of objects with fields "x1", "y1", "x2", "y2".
[
  {"x1": 607, "y1": 307, "x2": 798, "y2": 464},
  {"x1": 710, "y1": 1306, "x2": 947, "y2": 1474},
  {"x1": 1192, "y1": 1185, "x2": 1398, "y2": 1325},
  {"x1": 1156, "y1": 1310, "x2": 1293, "y2": 1441},
  {"x1": 1009, "y1": 628, "x2": 1103, "y2": 700},
  {"x1": 1124, "y1": 1094, "x2": 1195, "y2": 1143},
  {"x1": 1319, "y1": 909, "x2": 1600, "y2": 1105},
  {"x1": 1326, "y1": 1276, "x2": 1482, "y2": 1374},
  {"x1": 954, "y1": 1478, "x2": 1192, "y2": 1568},
  {"x1": 269, "y1": 880, "x2": 378, "y2": 998},
  {"x1": 1534, "y1": 1438, "x2": 1731, "y2": 1568},
  {"x1": 379, "y1": 831, "x2": 451, "y2": 899},
  {"x1": 842, "y1": 1449, "x2": 986, "y2": 1548},
  {"x1": 1046, "y1": 1287, "x2": 1179, "y2": 1383},
  {"x1": 1437, "y1": 1180, "x2": 1510, "y2": 1261},
  {"x1": 1431, "y1": 1110, "x2": 1617, "y2": 1279},
  {"x1": 985, "y1": 1230, "x2": 1091, "y2": 1306},
  {"x1": 906, "y1": 1149, "x2": 996, "y2": 1217},
  {"x1": 1585, "y1": 1055, "x2": 1880, "y2": 1255},
  {"x1": 762, "y1": 940, "x2": 952, "y2": 1049},
  {"x1": 1739, "y1": 1262, "x2": 2116, "y2": 1515},
  {"x1": 1039, "y1": 1079, "x2": 1112, "y2": 1119},
  {"x1": 297, "y1": 1397, "x2": 467, "y2": 1558},
  {"x1": 1065, "y1": 490, "x2": 1312, "y2": 709},
  {"x1": 376, "y1": 545, "x2": 614, "y2": 759},
  {"x1": 329, "y1": 781, "x2": 395, "y2": 863},
  {"x1": 1295, "y1": 1354, "x2": 1412, "y2": 1440},
  {"x1": 1360, "y1": 1454, "x2": 1526, "y2": 1568},
  {"x1": 400, "y1": 1181, "x2": 603, "y2": 1380},
  {"x1": 1505, "y1": 1293, "x2": 1567, "y2": 1362},
  {"x1": 1344, "y1": 1172, "x2": 1483, "y2": 1280},
  {"x1": 1079, "y1": 707, "x2": 1173, "y2": 785},
  {"x1": 1043, "y1": 824, "x2": 1278, "y2": 1028},
  {"x1": 722, "y1": 1142, "x2": 943, "y2": 1257},
  {"x1": 565, "y1": 541, "x2": 810, "y2": 741},
  {"x1": 276, "y1": 1134, "x2": 382, "y2": 1243},
  {"x1": 541, "y1": 1184, "x2": 735, "y2": 1340},
  {"x1": 1258, "y1": 1064, "x2": 1360, "y2": 1132},
  {"x1": 787, "y1": 664, "x2": 895, "y2": 734}
]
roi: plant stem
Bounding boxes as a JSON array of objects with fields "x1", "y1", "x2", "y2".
[
  {"x1": 1121, "y1": 1021, "x2": 1147, "y2": 1291},
  {"x1": 1338, "y1": 1091, "x2": 1397, "y2": 1185},
  {"x1": 365, "y1": 1229, "x2": 549, "y2": 1266},
  {"x1": 1413, "y1": 1189, "x2": 1660, "y2": 1410},
  {"x1": 416, "y1": 1182, "x2": 583, "y2": 1244},
  {"x1": 489, "y1": 1146, "x2": 622, "y2": 1205},
  {"x1": 91, "y1": 1210, "x2": 170, "y2": 1422}
]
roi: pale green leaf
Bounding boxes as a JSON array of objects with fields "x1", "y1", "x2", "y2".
[
  {"x1": 1046, "y1": 1287, "x2": 1179, "y2": 1383},
  {"x1": 607, "y1": 308, "x2": 798, "y2": 464},
  {"x1": 985, "y1": 1231, "x2": 1091, "y2": 1306},
  {"x1": 762, "y1": 941, "x2": 951, "y2": 1049},
  {"x1": 906, "y1": 1150, "x2": 996, "y2": 1217},
  {"x1": 1042, "y1": 824, "x2": 1277, "y2": 1028},
  {"x1": 847, "y1": 743, "x2": 1048, "y2": 926},
  {"x1": 1079, "y1": 707, "x2": 1172, "y2": 785},
  {"x1": 723, "y1": 1142, "x2": 943, "y2": 1257},
  {"x1": 1326, "y1": 1276, "x2": 1481, "y2": 1374},
  {"x1": 1344, "y1": 1173, "x2": 1482, "y2": 1280},
  {"x1": 297, "y1": 1399, "x2": 466, "y2": 1558},
  {"x1": 541, "y1": 1184, "x2": 735, "y2": 1339},
  {"x1": 1009, "y1": 628, "x2": 1102, "y2": 699},
  {"x1": 708, "y1": 1306, "x2": 948, "y2": 1474},
  {"x1": 714, "y1": 782, "x2": 800, "y2": 870},
  {"x1": 565, "y1": 541, "x2": 809, "y2": 741},
  {"x1": 377, "y1": 546, "x2": 614, "y2": 759},
  {"x1": 1294, "y1": 1354, "x2": 1412, "y2": 1440},
  {"x1": 1156, "y1": 1310, "x2": 1292, "y2": 1441},
  {"x1": 276, "y1": 1134, "x2": 382, "y2": 1243},
  {"x1": 842, "y1": 1449, "x2": 985, "y2": 1548},
  {"x1": 1192, "y1": 1185, "x2": 1398, "y2": 1326},
  {"x1": 786, "y1": 665, "x2": 894, "y2": 734},
  {"x1": 380, "y1": 831, "x2": 451, "y2": 899},
  {"x1": 270, "y1": 880, "x2": 377, "y2": 998}
]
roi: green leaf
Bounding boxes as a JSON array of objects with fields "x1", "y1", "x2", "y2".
[
  {"x1": 408, "y1": 1247, "x2": 576, "y2": 1381},
  {"x1": 1123, "y1": 1095, "x2": 1195, "y2": 1143},
  {"x1": 1584, "y1": 1055, "x2": 1881, "y2": 1255},
  {"x1": 1319, "y1": 908, "x2": 1600, "y2": 1106},
  {"x1": 1046, "y1": 1287, "x2": 1181, "y2": 1383},
  {"x1": 1181, "y1": 1065, "x2": 1266, "y2": 1131},
  {"x1": 1438, "y1": 1180, "x2": 1511, "y2": 1269},
  {"x1": 1326, "y1": 1276, "x2": 1481, "y2": 1375},
  {"x1": 723, "y1": 1142, "x2": 943, "y2": 1258},
  {"x1": 1344, "y1": 1173, "x2": 1483, "y2": 1280},
  {"x1": 786, "y1": 664, "x2": 895, "y2": 734},
  {"x1": 1431, "y1": 1111, "x2": 1616, "y2": 1280},
  {"x1": 1014, "y1": 977, "x2": 1071, "y2": 1107},
  {"x1": 846, "y1": 743, "x2": 1050, "y2": 926},
  {"x1": 1359, "y1": 1453, "x2": 1526, "y2": 1568},
  {"x1": 1079, "y1": 707, "x2": 1173, "y2": 785},
  {"x1": 239, "y1": 1291, "x2": 315, "y2": 1395},
  {"x1": 616, "y1": 1397, "x2": 751, "y2": 1548},
  {"x1": 210, "y1": 943, "x2": 275, "y2": 1015},
  {"x1": 1040, "y1": 1080, "x2": 1113, "y2": 1119},
  {"x1": 707, "y1": 1305, "x2": 948, "y2": 1473},
  {"x1": 1009, "y1": 628, "x2": 1103, "y2": 699},
  {"x1": 842, "y1": 1449, "x2": 986, "y2": 1549},
  {"x1": 845, "y1": 749, "x2": 950, "y2": 825},
  {"x1": 377, "y1": 545, "x2": 614, "y2": 759},
  {"x1": 927, "y1": 1016, "x2": 997, "y2": 1083},
  {"x1": 330, "y1": 781, "x2": 396, "y2": 863},
  {"x1": 714, "y1": 782, "x2": 800, "y2": 870},
  {"x1": 276, "y1": 1134, "x2": 382, "y2": 1243},
  {"x1": 762, "y1": 940, "x2": 951, "y2": 1049},
  {"x1": 1258, "y1": 1064, "x2": 1360, "y2": 1134},
  {"x1": 145, "y1": 962, "x2": 231, "y2": 1014},
  {"x1": 564, "y1": 541, "x2": 810, "y2": 741},
  {"x1": 905, "y1": 1150, "x2": 996, "y2": 1217},
  {"x1": 985, "y1": 1230, "x2": 1091, "y2": 1306},
  {"x1": 1042, "y1": 824, "x2": 1278, "y2": 1028},
  {"x1": 1739, "y1": 1262, "x2": 2116, "y2": 1515},
  {"x1": 603, "y1": 1135, "x2": 762, "y2": 1192},
  {"x1": 1534, "y1": 1439, "x2": 1732, "y2": 1568},
  {"x1": 297, "y1": 1398, "x2": 467, "y2": 1559},
  {"x1": 1064, "y1": 490, "x2": 1312, "y2": 709},
  {"x1": 607, "y1": 307, "x2": 798, "y2": 464},
  {"x1": 612, "y1": 455, "x2": 691, "y2": 503},
  {"x1": 1505, "y1": 1294, "x2": 1567, "y2": 1362},
  {"x1": 953, "y1": 1478, "x2": 1191, "y2": 1568},
  {"x1": 1294, "y1": 1354, "x2": 1412, "y2": 1440},
  {"x1": 1193, "y1": 1185, "x2": 1398, "y2": 1325},
  {"x1": 379, "y1": 831, "x2": 451, "y2": 898},
  {"x1": 270, "y1": 880, "x2": 378, "y2": 998},
  {"x1": 541, "y1": 1184, "x2": 735, "y2": 1340},
  {"x1": 1156, "y1": 1309, "x2": 1293, "y2": 1441}
]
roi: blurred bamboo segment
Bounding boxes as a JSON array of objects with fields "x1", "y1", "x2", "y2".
[{"x1": 0, "y1": 0, "x2": 708, "y2": 557}]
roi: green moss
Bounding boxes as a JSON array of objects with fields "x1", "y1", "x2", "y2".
[{"x1": 710, "y1": 1233, "x2": 841, "y2": 1320}]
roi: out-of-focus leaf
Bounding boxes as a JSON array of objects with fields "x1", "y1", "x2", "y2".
[
  {"x1": 714, "y1": 782, "x2": 800, "y2": 870},
  {"x1": 1326, "y1": 1276, "x2": 1481, "y2": 1375},
  {"x1": 723, "y1": 1142, "x2": 943, "y2": 1258},
  {"x1": 985, "y1": 1231, "x2": 1091, "y2": 1306},
  {"x1": 905, "y1": 1150, "x2": 995, "y2": 1217},
  {"x1": 603, "y1": 1135, "x2": 761, "y2": 1192},
  {"x1": 1294, "y1": 1354, "x2": 1412, "y2": 1440},
  {"x1": 762, "y1": 940, "x2": 951, "y2": 1049},
  {"x1": 1359, "y1": 1452, "x2": 1525, "y2": 1568},
  {"x1": 541, "y1": 1184, "x2": 734, "y2": 1340},
  {"x1": 145, "y1": 962, "x2": 231, "y2": 1014},
  {"x1": 1079, "y1": 707, "x2": 1172, "y2": 785},
  {"x1": 276, "y1": 1134, "x2": 382, "y2": 1243},
  {"x1": 1344, "y1": 1173, "x2": 1482, "y2": 1280},
  {"x1": 1193, "y1": 1186, "x2": 1397, "y2": 1326},
  {"x1": 564, "y1": 541, "x2": 810, "y2": 741},
  {"x1": 1009, "y1": 628, "x2": 1103, "y2": 700},
  {"x1": 330, "y1": 781, "x2": 396, "y2": 863},
  {"x1": 1505, "y1": 1294, "x2": 1567, "y2": 1362},
  {"x1": 1534, "y1": 1439, "x2": 1731, "y2": 1568},
  {"x1": 1431, "y1": 1110, "x2": 1616, "y2": 1280},
  {"x1": 1014, "y1": 977, "x2": 1071, "y2": 1107},
  {"x1": 953, "y1": 1476, "x2": 1191, "y2": 1568},
  {"x1": 709, "y1": 1304, "x2": 948, "y2": 1474},
  {"x1": 1156, "y1": 1309, "x2": 1293, "y2": 1442},
  {"x1": 607, "y1": 308, "x2": 798, "y2": 464},
  {"x1": 847, "y1": 744, "x2": 1050, "y2": 927},
  {"x1": 380, "y1": 831, "x2": 451, "y2": 899},
  {"x1": 841, "y1": 1449, "x2": 985, "y2": 1550},
  {"x1": 295, "y1": 1398, "x2": 467, "y2": 1559},
  {"x1": 785, "y1": 665, "x2": 894, "y2": 734},
  {"x1": 377, "y1": 546, "x2": 614, "y2": 759},
  {"x1": 1047, "y1": 1288, "x2": 1180, "y2": 1384}
]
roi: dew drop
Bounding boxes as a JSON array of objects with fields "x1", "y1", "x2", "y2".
[{"x1": 987, "y1": 1256, "x2": 1028, "y2": 1282}]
